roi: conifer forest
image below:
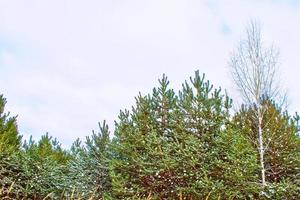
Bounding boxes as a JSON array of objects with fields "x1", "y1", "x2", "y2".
[{"x1": 1, "y1": 23, "x2": 300, "y2": 200}]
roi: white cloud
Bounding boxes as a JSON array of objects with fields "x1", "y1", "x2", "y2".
[{"x1": 0, "y1": 0, "x2": 299, "y2": 146}]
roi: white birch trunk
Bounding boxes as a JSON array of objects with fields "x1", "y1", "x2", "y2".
[
  {"x1": 229, "y1": 20, "x2": 281, "y2": 189},
  {"x1": 258, "y1": 108, "x2": 266, "y2": 186}
]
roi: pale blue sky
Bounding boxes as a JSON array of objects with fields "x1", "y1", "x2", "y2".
[{"x1": 0, "y1": 0, "x2": 299, "y2": 147}]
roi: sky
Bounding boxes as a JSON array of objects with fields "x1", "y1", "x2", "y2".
[{"x1": 0, "y1": 0, "x2": 299, "y2": 147}]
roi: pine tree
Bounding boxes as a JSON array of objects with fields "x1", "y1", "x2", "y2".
[
  {"x1": 173, "y1": 72, "x2": 232, "y2": 199},
  {"x1": 110, "y1": 72, "x2": 232, "y2": 199},
  {"x1": 111, "y1": 74, "x2": 178, "y2": 199},
  {"x1": 0, "y1": 94, "x2": 21, "y2": 154},
  {"x1": 66, "y1": 121, "x2": 112, "y2": 199},
  {"x1": 212, "y1": 123, "x2": 260, "y2": 199},
  {"x1": 13, "y1": 133, "x2": 70, "y2": 199},
  {"x1": 0, "y1": 95, "x2": 22, "y2": 198}
]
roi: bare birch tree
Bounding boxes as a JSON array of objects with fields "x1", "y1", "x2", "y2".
[{"x1": 229, "y1": 20, "x2": 281, "y2": 187}]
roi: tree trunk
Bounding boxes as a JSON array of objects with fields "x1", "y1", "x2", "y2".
[{"x1": 258, "y1": 110, "x2": 266, "y2": 186}]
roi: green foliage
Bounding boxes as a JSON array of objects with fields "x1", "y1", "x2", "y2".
[
  {"x1": 0, "y1": 153, "x2": 25, "y2": 199},
  {"x1": 65, "y1": 121, "x2": 112, "y2": 199},
  {"x1": 0, "y1": 94, "x2": 21, "y2": 154},
  {"x1": 233, "y1": 99, "x2": 300, "y2": 199},
  {"x1": 1, "y1": 73, "x2": 299, "y2": 200},
  {"x1": 1, "y1": 133, "x2": 71, "y2": 199},
  {"x1": 264, "y1": 180, "x2": 300, "y2": 200},
  {"x1": 0, "y1": 95, "x2": 23, "y2": 198},
  {"x1": 18, "y1": 134, "x2": 70, "y2": 198},
  {"x1": 111, "y1": 71, "x2": 233, "y2": 199},
  {"x1": 212, "y1": 126, "x2": 260, "y2": 199}
]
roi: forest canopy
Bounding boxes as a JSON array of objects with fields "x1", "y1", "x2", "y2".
[
  {"x1": 0, "y1": 69, "x2": 299, "y2": 199},
  {"x1": 1, "y1": 22, "x2": 299, "y2": 200}
]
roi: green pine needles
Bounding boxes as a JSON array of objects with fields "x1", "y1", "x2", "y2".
[
  {"x1": 0, "y1": 71, "x2": 299, "y2": 200},
  {"x1": 0, "y1": 95, "x2": 21, "y2": 154},
  {"x1": 111, "y1": 72, "x2": 232, "y2": 199}
]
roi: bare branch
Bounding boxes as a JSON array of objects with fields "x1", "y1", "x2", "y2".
[{"x1": 229, "y1": 20, "x2": 284, "y2": 187}]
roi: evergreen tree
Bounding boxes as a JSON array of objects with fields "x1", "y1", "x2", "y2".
[
  {"x1": 173, "y1": 72, "x2": 232, "y2": 199},
  {"x1": 66, "y1": 121, "x2": 112, "y2": 199},
  {"x1": 110, "y1": 72, "x2": 232, "y2": 199},
  {"x1": 12, "y1": 133, "x2": 70, "y2": 199},
  {"x1": 212, "y1": 124, "x2": 260, "y2": 199},
  {"x1": 111, "y1": 74, "x2": 178, "y2": 199},
  {"x1": 0, "y1": 94, "x2": 21, "y2": 154},
  {"x1": 0, "y1": 95, "x2": 22, "y2": 198}
]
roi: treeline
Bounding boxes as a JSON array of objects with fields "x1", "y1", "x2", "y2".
[
  {"x1": 0, "y1": 70, "x2": 299, "y2": 199},
  {"x1": 1, "y1": 21, "x2": 300, "y2": 199}
]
